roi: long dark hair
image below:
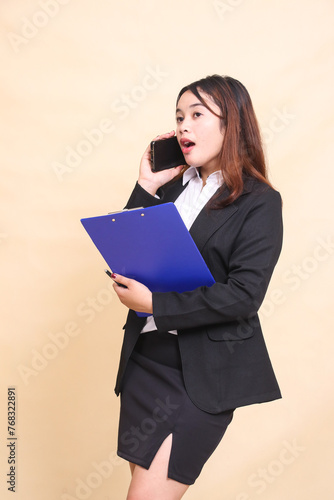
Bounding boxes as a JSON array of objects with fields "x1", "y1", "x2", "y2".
[{"x1": 176, "y1": 75, "x2": 272, "y2": 208}]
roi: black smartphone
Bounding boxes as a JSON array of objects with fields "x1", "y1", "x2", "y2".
[{"x1": 150, "y1": 136, "x2": 185, "y2": 172}]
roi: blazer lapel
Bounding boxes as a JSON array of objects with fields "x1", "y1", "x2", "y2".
[
  {"x1": 159, "y1": 177, "x2": 189, "y2": 203},
  {"x1": 189, "y1": 186, "x2": 238, "y2": 253},
  {"x1": 190, "y1": 204, "x2": 238, "y2": 253},
  {"x1": 189, "y1": 177, "x2": 257, "y2": 252}
]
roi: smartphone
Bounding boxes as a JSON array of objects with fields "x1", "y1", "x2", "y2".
[{"x1": 150, "y1": 136, "x2": 185, "y2": 172}]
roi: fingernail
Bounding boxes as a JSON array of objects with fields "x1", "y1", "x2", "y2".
[{"x1": 111, "y1": 273, "x2": 117, "y2": 279}]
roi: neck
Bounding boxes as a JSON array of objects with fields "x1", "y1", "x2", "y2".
[{"x1": 198, "y1": 166, "x2": 220, "y2": 186}]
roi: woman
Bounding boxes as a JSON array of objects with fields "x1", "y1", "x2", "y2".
[{"x1": 111, "y1": 75, "x2": 283, "y2": 500}]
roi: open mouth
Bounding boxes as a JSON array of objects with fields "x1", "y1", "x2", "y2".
[{"x1": 180, "y1": 139, "x2": 195, "y2": 153}]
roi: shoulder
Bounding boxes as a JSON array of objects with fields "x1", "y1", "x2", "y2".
[
  {"x1": 240, "y1": 176, "x2": 282, "y2": 206},
  {"x1": 225, "y1": 177, "x2": 283, "y2": 228}
]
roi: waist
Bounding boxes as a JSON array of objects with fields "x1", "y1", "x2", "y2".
[{"x1": 133, "y1": 331, "x2": 182, "y2": 370}]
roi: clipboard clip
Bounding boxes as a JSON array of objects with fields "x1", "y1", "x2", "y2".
[{"x1": 107, "y1": 207, "x2": 143, "y2": 215}]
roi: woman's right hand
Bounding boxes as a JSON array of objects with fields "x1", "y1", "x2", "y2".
[{"x1": 138, "y1": 131, "x2": 185, "y2": 196}]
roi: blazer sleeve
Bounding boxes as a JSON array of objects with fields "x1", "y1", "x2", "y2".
[
  {"x1": 124, "y1": 182, "x2": 164, "y2": 209},
  {"x1": 152, "y1": 188, "x2": 283, "y2": 332}
]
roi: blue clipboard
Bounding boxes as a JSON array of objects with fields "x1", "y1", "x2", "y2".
[{"x1": 81, "y1": 203, "x2": 215, "y2": 316}]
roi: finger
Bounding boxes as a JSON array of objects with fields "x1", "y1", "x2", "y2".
[
  {"x1": 111, "y1": 273, "x2": 130, "y2": 288},
  {"x1": 142, "y1": 131, "x2": 175, "y2": 160},
  {"x1": 170, "y1": 164, "x2": 185, "y2": 177},
  {"x1": 152, "y1": 130, "x2": 175, "y2": 142}
]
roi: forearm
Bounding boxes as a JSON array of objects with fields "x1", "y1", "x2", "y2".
[
  {"x1": 124, "y1": 182, "x2": 164, "y2": 209},
  {"x1": 152, "y1": 275, "x2": 270, "y2": 332}
]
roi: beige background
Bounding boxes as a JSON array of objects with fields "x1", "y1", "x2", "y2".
[{"x1": 1, "y1": 0, "x2": 333, "y2": 499}]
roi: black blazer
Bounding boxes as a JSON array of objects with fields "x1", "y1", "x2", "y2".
[{"x1": 114, "y1": 176, "x2": 283, "y2": 414}]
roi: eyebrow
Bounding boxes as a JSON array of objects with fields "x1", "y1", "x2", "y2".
[{"x1": 175, "y1": 103, "x2": 206, "y2": 114}]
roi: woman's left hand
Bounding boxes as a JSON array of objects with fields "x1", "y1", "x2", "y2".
[{"x1": 112, "y1": 273, "x2": 153, "y2": 314}]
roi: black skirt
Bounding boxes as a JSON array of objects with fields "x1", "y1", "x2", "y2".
[{"x1": 117, "y1": 331, "x2": 234, "y2": 485}]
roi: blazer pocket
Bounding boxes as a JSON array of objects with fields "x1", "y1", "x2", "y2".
[{"x1": 207, "y1": 319, "x2": 257, "y2": 342}]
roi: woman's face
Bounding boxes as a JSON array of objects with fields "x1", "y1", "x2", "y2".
[{"x1": 176, "y1": 90, "x2": 225, "y2": 174}]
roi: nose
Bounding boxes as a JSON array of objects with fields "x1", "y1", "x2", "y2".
[{"x1": 178, "y1": 116, "x2": 190, "y2": 134}]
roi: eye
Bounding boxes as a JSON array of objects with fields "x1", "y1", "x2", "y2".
[
  {"x1": 194, "y1": 112, "x2": 202, "y2": 118},
  {"x1": 176, "y1": 116, "x2": 184, "y2": 123}
]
